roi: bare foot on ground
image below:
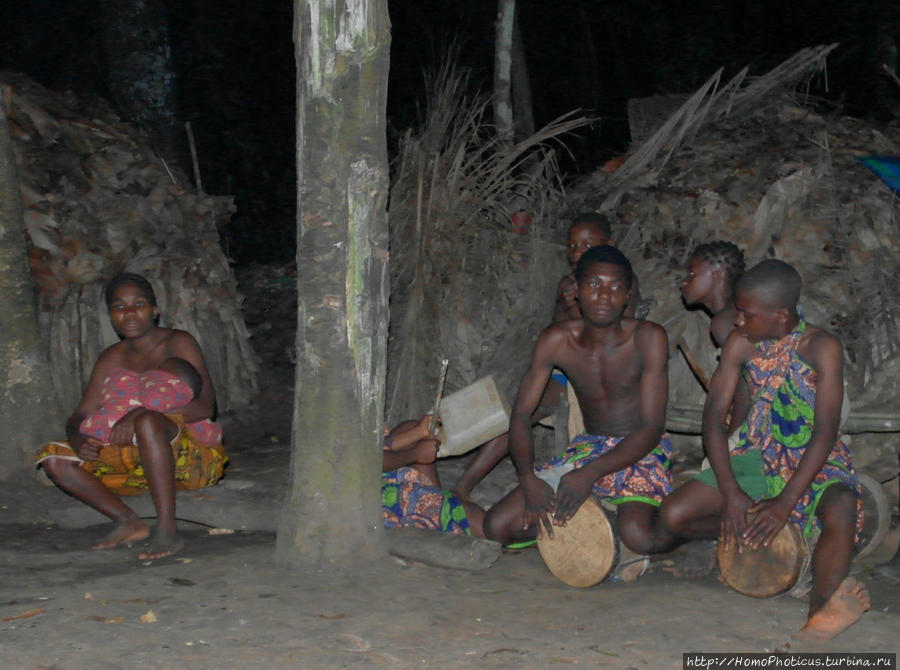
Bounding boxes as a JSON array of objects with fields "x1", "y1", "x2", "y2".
[
  {"x1": 91, "y1": 519, "x2": 150, "y2": 550},
  {"x1": 138, "y1": 531, "x2": 184, "y2": 561},
  {"x1": 793, "y1": 577, "x2": 871, "y2": 647}
]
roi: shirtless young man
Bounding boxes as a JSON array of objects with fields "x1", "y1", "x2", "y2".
[
  {"x1": 661, "y1": 259, "x2": 869, "y2": 645},
  {"x1": 453, "y1": 213, "x2": 636, "y2": 501},
  {"x1": 482, "y1": 245, "x2": 674, "y2": 557}
]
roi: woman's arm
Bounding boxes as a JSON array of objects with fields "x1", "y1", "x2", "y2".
[{"x1": 67, "y1": 348, "x2": 119, "y2": 458}]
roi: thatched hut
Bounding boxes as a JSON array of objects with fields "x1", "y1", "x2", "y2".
[
  {"x1": 4, "y1": 74, "x2": 258, "y2": 417},
  {"x1": 568, "y1": 45, "x2": 900, "y2": 477}
]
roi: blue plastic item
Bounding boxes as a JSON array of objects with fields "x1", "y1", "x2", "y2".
[{"x1": 858, "y1": 155, "x2": 900, "y2": 195}]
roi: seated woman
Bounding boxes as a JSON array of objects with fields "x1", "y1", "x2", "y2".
[{"x1": 35, "y1": 273, "x2": 226, "y2": 560}]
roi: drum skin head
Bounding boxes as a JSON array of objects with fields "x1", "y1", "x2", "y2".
[
  {"x1": 537, "y1": 497, "x2": 617, "y2": 588},
  {"x1": 717, "y1": 523, "x2": 807, "y2": 598}
]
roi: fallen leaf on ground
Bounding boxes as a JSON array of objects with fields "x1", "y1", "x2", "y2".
[
  {"x1": 166, "y1": 577, "x2": 195, "y2": 587},
  {"x1": 337, "y1": 633, "x2": 372, "y2": 651},
  {"x1": 139, "y1": 610, "x2": 157, "y2": 623},
  {"x1": 86, "y1": 615, "x2": 125, "y2": 624},
  {"x1": 2, "y1": 607, "x2": 44, "y2": 622},
  {"x1": 208, "y1": 528, "x2": 234, "y2": 535}
]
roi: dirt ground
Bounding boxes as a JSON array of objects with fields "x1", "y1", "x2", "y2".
[{"x1": 2, "y1": 264, "x2": 898, "y2": 669}]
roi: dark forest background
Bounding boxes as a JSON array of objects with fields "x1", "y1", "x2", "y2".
[{"x1": 1, "y1": 0, "x2": 898, "y2": 264}]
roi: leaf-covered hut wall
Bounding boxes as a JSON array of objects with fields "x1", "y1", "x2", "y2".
[
  {"x1": 570, "y1": 46, "x2": 900, "y2": 474},
  {"x1": 4, "y1": 74, "x2": 258, "y2": 415}
]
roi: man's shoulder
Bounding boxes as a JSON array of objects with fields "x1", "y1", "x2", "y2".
[
  {"x1": 630, "y1": 318, "x2": 666, "y2": 343},
  {"x1": 542, "y1": 318, "x2": 580, "y2": 339}
]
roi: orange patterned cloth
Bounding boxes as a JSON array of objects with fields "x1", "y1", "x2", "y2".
[{"x1": 35, "y1": 414, "x2": 226, "y2": 496}]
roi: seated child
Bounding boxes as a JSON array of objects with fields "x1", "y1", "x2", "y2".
[
  {"x1": 382, "y1": 416, "x2": 485, "y2": 538},
  {"x1": 680, "y1": 240, "x2": 751, "y2": 436},
  {"x1": 661, "y1": 259, "x2": 869, "y2": 646},
  {"x1": 555, "y1": 211, "x2": 640, "y2": 322},
  {"x1": 680, "y1": 240, "x2": 745, "y2": 347}
]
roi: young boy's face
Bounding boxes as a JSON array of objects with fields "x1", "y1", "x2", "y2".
[
  {"x1": 680, "y1": 256, "x2": 716, "y2": 305},
  {"x1": 567, "y1": 223, "x2": 610, "y2": 269},
  {"x1": 577, "y1": 261, "x2": 631, "y2": 326},
  {"x1": 733, "y1": 290, "x2": 783, "y2": 343}
]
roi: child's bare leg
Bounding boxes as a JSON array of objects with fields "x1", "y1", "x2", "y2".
[
  {"x1": 795, "y1": 484, "x2": 869, "y2": 644},
  {"x1": 41, "y1": 458, "x2": 150, "y2": 549},
  {"x1": 482, "y1": 486, "x2": 536, "y2": 545},
  {"x1": 659, "y1": 479, "x2": 724, "y2": 540},
  {"x1": 133, "y1": 412, "x2": 182, "y2": 560},
  {"x1": 453, "y1": 382, "x2": 561, "y2": 500},
  {"x1": 462, "y1": 501, "x2": 487, "y2": 539},
  {"x1": 453, "y1": 433, "x2": 509, "y2": 500}
]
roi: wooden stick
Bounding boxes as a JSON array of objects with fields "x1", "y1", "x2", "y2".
[
  {"x1": 428, "y1": 359, "x2": 450, "y2": 436},
  {"x1": 677, "y1": 337, "x2": 710, "y2": 392},
  {"x1": 185, "y1": 121, "x2": 203, "y2": 193}
]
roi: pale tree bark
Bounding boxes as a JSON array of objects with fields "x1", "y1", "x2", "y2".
[
  {"x1": 493, "y1": 0, "x2": 515, "y2": 144},
  {"x1": 275, "y1": 0, "x2": 391, "y2": 569},
  {"x1": 0, "y1": 90, "x2": 64, "y2": 479},
  {"x1": 511, "y1": 12, "x2": 534, "y2": 142}
]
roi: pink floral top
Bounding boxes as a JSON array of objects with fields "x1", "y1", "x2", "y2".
[{"x1": 79, "y1": 368, "x2": 222, "y2": 446}]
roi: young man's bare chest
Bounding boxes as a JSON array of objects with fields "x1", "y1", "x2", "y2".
[{"x1": 558, "y1": 330, "x2": 643, "y2": 402}]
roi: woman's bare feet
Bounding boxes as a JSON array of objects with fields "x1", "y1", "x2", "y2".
[
  {"x1": 91, "y1": 519, "x2": 150, "y2": 550},
  {"x1": 794, "y1": 577, "x2": 871, "y2": 646},
  {"x1": 138, "y1": 531, "x2": 184, "y2": 560}
]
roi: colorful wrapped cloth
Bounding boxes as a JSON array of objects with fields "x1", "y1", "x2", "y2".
[
  {"x1": 536, "y1": 434, "x2": 673, "y2": 506},
  {"x1": 35, "y1": 414, "x2": 226, "y2": 496},
  {"x1": 381, "y1": 467, "x2": 471, "y2": 535},
  {"x1": 79, "y1": 367, "x2": 222, "y2": 446},
  {"x1": 729, "y1": 320, "x2": 863, "y2": 540}
]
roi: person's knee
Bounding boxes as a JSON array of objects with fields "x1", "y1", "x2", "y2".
[
  {"x1": 481, "y1": 509, "x2": 507, "y2": 544},
  {"x1": 134, "y1": 411, "x2": 173, "y2": 442},
  {"x1": 40, "y1": 457, "x2": 64, "y2": 480},
  {"x1": 659, "y1": 497, "x2": 689, "y2": 534},
  {"x1": 818, "y1": 485, "x2": 857, "y2": 531},
  {"x1": 40, "y1": 457, "x2": 76, "y2": 483},
  {"x1": 482, "y1": 506, "x2": 521, "y2": 545},
  {"x1": 618, "y1": 522, "x2": 654, "y2": 555}
]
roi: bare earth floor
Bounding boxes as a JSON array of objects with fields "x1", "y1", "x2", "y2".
[{"x1": 1, "y1": 517, "x2": 898, "y2": 669}]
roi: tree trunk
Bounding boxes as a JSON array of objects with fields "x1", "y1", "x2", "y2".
[
  {"x1": 99, "y1": 0, "x2": 184, "y2": 170},
  {"x1": 493, "y1": 0, "x2": 515, "y2": 144},
  {"x1": 511, "y1": 11, "x2": 534, "y2": 142},
  {"x1": 0, "y1": 89, "x2": 64, "y2": 479},
  {"x1": 275, "y1": 0, "x2": 391, "y2": 570}
]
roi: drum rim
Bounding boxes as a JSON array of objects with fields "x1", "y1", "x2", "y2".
[
  {"x1": 717, "y1": 522, "x2": 809, "y2": 598},
  {"x1": 537, "y1": 496, "x2": 619, "y2": 588}
]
